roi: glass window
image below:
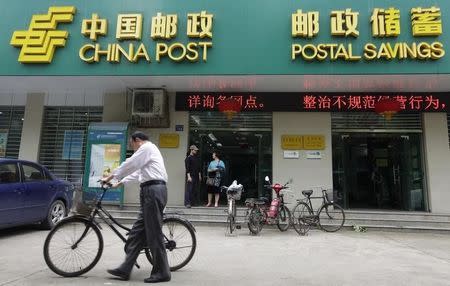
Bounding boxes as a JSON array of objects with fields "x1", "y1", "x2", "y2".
[
  {"x1": 0, "y1": 163, "x2": 19, "y2": 183},
  {"x1": 0, "y1": 106, "x2": 25, "y2": 159},
  {"x1": 39, "y1": 106, "x2": 103, "y2": 187},
  {"x1": 22, "y1": 164, "x2": 45, "y2": 182}
]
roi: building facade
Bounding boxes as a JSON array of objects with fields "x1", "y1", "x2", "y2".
[{"x1": 1, "y1": 0, "x2": 450, "y2": 213}]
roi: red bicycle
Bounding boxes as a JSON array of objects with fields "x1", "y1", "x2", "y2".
[{"x1": 245, "y1": 176, "x2": 292, "y2": 235}]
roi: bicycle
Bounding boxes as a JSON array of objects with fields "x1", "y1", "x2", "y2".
[
  {"x1": 291, "y1": 188, "x2": 345, "y2": 235},
  {"x1": 245, "y1": 176, "x2": 292, "y2": 235},
  {"x1": 220, "y1": 181, "x2": 244, "y2": 235},
  {"x1": 43, "y1": 182, "x2": 197, "y2": 277}
]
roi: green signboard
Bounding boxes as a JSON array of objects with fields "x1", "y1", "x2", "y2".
[
  {"x1": 83, "y1": 122, "x2": 128, "y2": 206},
  {"x1": 1, "y1": 0, "x2": 449, "y2": 75}
]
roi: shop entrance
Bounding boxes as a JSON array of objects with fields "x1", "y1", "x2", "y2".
[
  {"x1": 333, "y1": 133, "x2": 426, "y2": 211},
  {"x1": 188, "y1": 112, "x2": 272, "y2": 206},
  {"x1": 331, "y1": 112, "x2": 427, "y2": 211}
]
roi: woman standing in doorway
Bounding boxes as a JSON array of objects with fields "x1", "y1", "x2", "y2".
[{"x1": 205, "y1": 151, "x2": 225, "y2": 207}]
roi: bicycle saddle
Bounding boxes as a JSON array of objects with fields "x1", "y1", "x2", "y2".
[{"x1": 302, "y1": 190, "x2": 313, "y2": 197}]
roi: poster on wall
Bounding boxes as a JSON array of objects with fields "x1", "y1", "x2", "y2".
[
  {"x1": 0, "y1": 130, "x2": 8, "y2": 157},
  {"x1": 62, "y1": 130, "x2": 84, "y2": 160},
  {"x1": 88, "y1": 144, "x2": 121, "y2": 188}
]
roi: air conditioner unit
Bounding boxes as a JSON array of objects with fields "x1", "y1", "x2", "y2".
[
  {"x1": 132, "y1": 89, "x2": 167, "y2": 117},
  {"x1": 130, "y1": 88, "x2": 170, "y2": 128}
]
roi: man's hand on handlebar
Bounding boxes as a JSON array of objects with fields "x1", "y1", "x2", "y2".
[
  {"x1": 100, "y1": 174, "x2": 114, "y2": 184},
  {"x1": 98, "y1": 179, "x2": 112, "y2": 188},
  {"x1": 110, "y1": 181, "x2": 122, "y2": 188}
]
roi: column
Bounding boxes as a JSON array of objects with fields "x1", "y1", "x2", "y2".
[{"x1": 18, "y1": 93, "x2": 45, "y2": 161}]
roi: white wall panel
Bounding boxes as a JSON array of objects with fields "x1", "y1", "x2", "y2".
[
  {"x1": 0, "y1": 92, "x2": 13, "y2": 105},
  {"x1": 273, "y1": 112, "x2": 333, "y2": 209},
  {"x1": 11, "y1": 92, "x2": 27, "y2": 105}
]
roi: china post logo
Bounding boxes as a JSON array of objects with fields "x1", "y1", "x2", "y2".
[{"x1": 10, "y1": 6, "x2": 76, "y2": 63}]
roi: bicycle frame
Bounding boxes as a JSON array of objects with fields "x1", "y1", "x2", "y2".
[
  {"x1": 302, "y1": 191, "x2": 328, "y2": 215},
  {"x1": 81, "y1": 187, "x2": 131, "y2": 243},
  {"x1": 77, "y1": 187, "x2": 191, "y2": 251}
]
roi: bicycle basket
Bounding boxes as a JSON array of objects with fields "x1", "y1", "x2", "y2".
[
  {"x1": 69, "y1": 189, "x2": 97, "y2": 216},
  {"x1": 324, "y1": 188, "x2": 334, "y2": 203}
]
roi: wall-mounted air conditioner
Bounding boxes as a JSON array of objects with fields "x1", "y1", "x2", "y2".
[
  {"x1": 130, "y1": 88, "x2": 170, "y2": 128},
  {"x1": 132, "y1": 89, "x2": 167, "y2": 117}
]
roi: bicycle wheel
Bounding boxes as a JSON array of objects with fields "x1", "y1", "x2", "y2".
[
  {"x1": 225, "y1": 199, "x2": 236, "y2": 235},
  {"x1": 226, "y1": 214, "x2": 236, "y2": 235},
  {"x1": 292, "y1": 202, "x2": 313, "y2": 236},
  {"x1": 318, "y1": 203, "x2": 345, "y2": 232},
  {"x1": 276, "y1": 205, "x2": 291, "y2": 232},
  {"x1": 247, "y1": 208, "x2": 263, "y2": 235},
  {"x1": 43, "y1": 217, "x2": 103, "y2": 277},
  {"x1": 146, "y1": 216, "x2": 197, "y2": 271}
]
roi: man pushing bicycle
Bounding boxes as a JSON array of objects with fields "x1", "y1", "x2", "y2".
[{"x1": 101, "y1": 131, "x2": 171, "y2": 283}]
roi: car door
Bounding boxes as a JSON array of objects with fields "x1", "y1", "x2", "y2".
[
  {"x1": 21, "y1": 163, "x2": 55, "y2": 222},
  {"x1": 0, "y1": 162, "x2": 25, "y2": 226}
]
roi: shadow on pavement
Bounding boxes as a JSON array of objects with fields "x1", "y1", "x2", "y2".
[{"x1": 0, "y1": 224, "x2": 46, "y2": 238}]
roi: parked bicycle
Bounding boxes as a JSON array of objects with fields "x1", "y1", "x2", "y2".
[
  {"x1": 291, "y1": 188, "x2": 345, "y2": 235},
  {"x1": 43, "y1": 182, "x2": 197, "y2": 277},
  {"x1": 221, "y1": 180, "x2": 244, "y2": 235},
  {"x1": 245, "y1": 176, "x2": 292, "y2": 235}
]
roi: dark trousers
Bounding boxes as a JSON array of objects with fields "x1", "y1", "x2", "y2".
[
  {"x1": 184, "y1": 179, "x2": 198, "y2": 206},
  {"x1": 117, "y1": 184, "x2": 170, "y2": 278}
]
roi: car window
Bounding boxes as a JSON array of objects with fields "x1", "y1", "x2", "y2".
[
  {"x1": 22, "y1": 164, "x2": 46, "y2": 182},
  {"x1": 0, "y1": 163, "x2": 20, "y2": 184},
  {"x1": 44, "y1": 169, "x2": 54, "y2": 180}
]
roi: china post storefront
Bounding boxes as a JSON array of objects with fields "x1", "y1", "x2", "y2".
[{"x1": 1, "y1": 0, "x2": 450, "y2": 214}]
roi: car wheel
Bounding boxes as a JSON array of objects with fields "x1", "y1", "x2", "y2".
[{"x1": 41, "y1": 200, "x2": 66, "y2": 230}]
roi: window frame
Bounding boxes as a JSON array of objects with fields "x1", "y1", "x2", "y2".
[
  {"x1": 20, "y1": 163, "x2": 48, "y2": 182},
  {"x1": 0, "y1": 162, "x2": 21, "y2": 184}
]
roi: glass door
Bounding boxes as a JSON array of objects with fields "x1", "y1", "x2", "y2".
[
  {"x1": 332, "y1": 133, "x2": 426, "y2": 211},
  {"x1": 188, "y1": 112, "x2": 272, "y2": 206}
]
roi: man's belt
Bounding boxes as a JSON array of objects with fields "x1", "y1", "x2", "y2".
[{"x1": 140, "y1": 180, "x2": 166, "y2": 188}]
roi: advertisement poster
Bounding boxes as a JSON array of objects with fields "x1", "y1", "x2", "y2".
[
  {"x1": 88, "y1": 144, "x2": 121, "y2": 188},
  {"x1": 0, "y1": 130, "x2": 8, "y2": 157},
  {"x1": 62, "y1": 130, "x2": 84, "y2": 160},
  {"x1": 83, "y1": 122, "x2": 128, "y2": 205}
]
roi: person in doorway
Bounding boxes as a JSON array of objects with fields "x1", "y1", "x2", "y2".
[
  {"x1": 184, "y1": 145, "x2": 201, "y2": 208},
  {"x1": 371, "y1": 163, "x2": 386, "y2": 208},
  {"x1": 101, "y1": 131, "x2": 170, "y2": 283},
  {"x1": 205, "y1": 151, "x2": 225, "y2": 207}
]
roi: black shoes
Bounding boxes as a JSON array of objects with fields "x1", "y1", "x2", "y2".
[
  {"x1": 144, "y1": 274, "x2": 171, "y2": 283},
  {"x1": 107, "y1": 267, "x2": 170, "y2": 283},
  {"x1": 107, "y1": 268, "x2": 130, "y2": 281}
]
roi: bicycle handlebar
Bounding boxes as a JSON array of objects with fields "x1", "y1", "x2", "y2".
[
  {"x1": 264, "y1": 183, "x2": 290, "y2": 190},
  {"x1": 97, "y1": 180, "x2": 112, "y2": 189}
]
